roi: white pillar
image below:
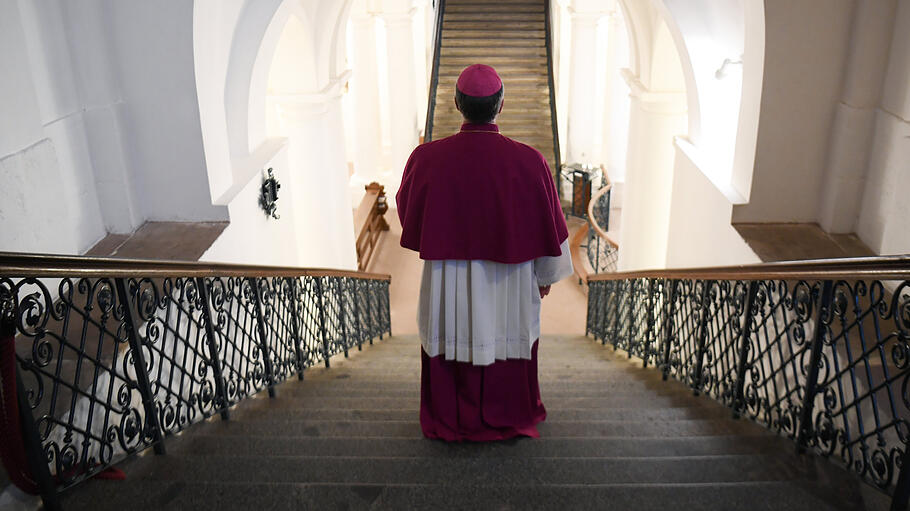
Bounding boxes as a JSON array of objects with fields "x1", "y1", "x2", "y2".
[
  {"x1": 349, "y1": 12, "x2": 383, "y2": 195},
  {"x1": 565, "y1": 4, "x2": 611, "y2": 165},
  {"x1": 380, "y1": 7, "x2": 419, "y2": 195},
  {"x1": 275, "y1": 81, "x2": 358, "y2": 270},
  {"x1": 817, "y1": 0, "x2": 896, "y2": 233},
  {"x1": 617, "y1": 71, "x2": 687, "y2": 271}
]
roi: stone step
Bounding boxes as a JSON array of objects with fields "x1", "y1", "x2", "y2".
[
  {"x1": 59, "y1": 480, "x2": 870, "y2": 511},
  {"x1": 221, "y1": 406, "x2": 733, "y2": 423},
  {"x1": 441, "y1": 37, "x2": 547, "y2": 47},
  {"x1": 440, "y1": 55, "x2": 547, "y2": 66},
  {"x1": 191, "y1": 418, "x2": 764, "y2": 438},
  {"x1": 112, "y1": 452, "x2": 806, "y2": 486},
  {"x1": 220, "y1": 394, "x2": 717, "y2": 413},
  {"x1": 445, "y1": 12, "x2": 545, "y2": 22},
  {"x1": 442, "y1": 29, "x2": 546, "y2": 39},
  {"x1": 166, "y1": 434, "x2": 791, "y2": 459},
  {"x1": 443, "y1": 21, "x2": 544, "y2": 30},
  {"x1": 446, "y1": 6, "x2": 545, "y2": 15}
]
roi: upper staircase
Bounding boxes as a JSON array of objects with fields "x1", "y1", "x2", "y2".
[{"x1": 426, "y1": 0, "x2": 560, "y2": 174}]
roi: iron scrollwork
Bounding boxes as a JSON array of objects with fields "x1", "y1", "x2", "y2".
[{"x1": 586, "y1": 274, "x2": 910, "y2": 505}]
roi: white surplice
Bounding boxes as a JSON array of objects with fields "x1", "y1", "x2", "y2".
[{"x1": 418, "y1": 239, "x2": 574, "y2": 366}]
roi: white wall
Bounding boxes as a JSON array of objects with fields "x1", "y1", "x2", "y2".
[
  {"x1": 0, "y1": 0, "x2": 108, "y2": 254},
  {"x1": 856, "y1": 0, "x2": 910, "y2": 255},
  {"x1": 666, "y1": 143, "x2": 759, "y2": 268},
  {"x1": 201, "y1": 142, "x2": 301, "y2": 266},
  {"x1": 733, "y1": 0, "x2": 853, "y2": 223}
]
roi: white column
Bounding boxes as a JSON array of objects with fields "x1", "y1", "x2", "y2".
[
  {"x1": 349, "y1": 12, "x2": 383, "y2": 194},
  {"x1": 817, "y1": 0, "x2": 896, "y2": 233},
  {"x1": 565, "y1": 4, "x2": 611, "y2": 165},
  {"x1": 275, "y1": 81, "x2": 358, "y2": 270},
  {"x1": 617, "y1": 71, "x2": 687, "y2": 271},
  {"x1": 380, "y1": 8, "x2": 419, "y2": 195}
]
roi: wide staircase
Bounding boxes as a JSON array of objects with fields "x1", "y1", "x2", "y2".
[
  {"x1": 48, "y1": 333, "x2": 882, "y2": 510},
  {"x1": 426, "y1": 0, "x2": 559, "y2": 173}
]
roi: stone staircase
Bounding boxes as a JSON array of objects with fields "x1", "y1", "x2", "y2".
[
  {"x1": 59, "y1": 334, "x2": 887, "y2": 510},
  {"x1": 429, "y1": 0, "x2": 558, "y2": 173}
]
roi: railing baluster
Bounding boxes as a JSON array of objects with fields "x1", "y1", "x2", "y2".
[
  {"x1": 315, "y1": 277, "x2": 332, "y2": 367},
  {"x1": 691, "y1": 280, "x2": 714, "y2": 396},
  {"x1": 2, "y1": 300, "x2": 61, "y2": 510},
  {"x1": 626, "y1": 280, "x2": 635, "y2": 357},
  {"x1": 892, "y1": 449, "x2": 910, "y2": 511},
  {"x1": 195, "y1": 277, "x2": 231, "y2": 419},
  {"x1": 335, "y1": 278, "x2": 350, "y2": 358},
  {"x1": 114, "y1": 278, "x2": 166, "y2": 454},
  {"x1": 661, "y1": 280, "x2": 678, "y2": 381},
  {"x1": 247, "y1": 277, "x2": 276, "y2": 398},
  {"x1": 796, "y1": 279, "x2": 834, "y2": 454},
  {"x1": 351, "y1": 279, "x2": 364, "y2": 351},
  {"x1": 288, "y1": 277, "x2": 306, "y2": 380},
  {"x1": 732, "y1": 280, "x2": 759, "y2": 419},
  {"x1": 644, "y1": 279, "x2": 655, "y2": 368}
]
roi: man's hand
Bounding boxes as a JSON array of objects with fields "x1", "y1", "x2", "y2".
[{"x1": 539, "y1": 285, "x2": 551, "y2": 298}]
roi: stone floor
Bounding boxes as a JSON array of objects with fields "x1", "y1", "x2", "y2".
[
  {"x1": 733, "y1": 223, "x2": 875, "y2": 262},
  {"x1": 85, "y1": 221, "x2": 227, "y2": 260}
]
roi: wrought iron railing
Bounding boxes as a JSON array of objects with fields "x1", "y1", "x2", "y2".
[
  {"x1": 586, "y1": 258, "x2": 910, "y2": 510},
  {"x1": 0, "y1": 253, "x2": 391, "y2": 510},
  {"x1": 423, "y1": 0, "x2": 446, "y2": 142},
  {"x1": 583, "y1": 173, "x2": 617, "y2": 274}
]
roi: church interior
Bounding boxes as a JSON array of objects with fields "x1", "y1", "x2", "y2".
[{"x1": 1, "y1": 0, "x2": 910, "y2": 509}]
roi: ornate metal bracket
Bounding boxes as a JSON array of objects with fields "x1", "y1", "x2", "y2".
[{"x1": 259, "y1": 168, "x2": 281, "y2": 220}]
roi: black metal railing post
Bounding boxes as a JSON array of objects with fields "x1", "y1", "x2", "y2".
[
  {"x1": 661, "y1": 280, "x2": 678, "y2": 381},
  {"x1": 385, "y1": 281, "x2": 392, "y2": 337},
  {"x1": 314, "y1": 277, "x2": 332, "y2": 367},
  {"x1": 195, "y1": 277, "x2": 231, "y2": 419},
  {"x1": 732, "y1": 280, "x2": 759, "y2": 419},
  {"x1": 892, "y1": 449, "x2": 910, "y2": 511},
  {"x1": 611, "y1": 280, "x2": 622, "y2": 346},
  {"x1": 288, "y1": 277, "x2": 306, "y2": 379},
  {"x1": 15, "y1": 366, "x2": 61, "y2": 510},
  {"x1": 626, "y1": 280, "x2": 635, "y2": 357},
  {"x1": 351, "y1": 279, "x2": 364, "y2": 351},
  {"x1": 796, "y1": 279, "x2": 834, "y2": 454},
  {"x1": 2, "y1": 295, "x2": 61, "y2": 511},
  {"x1": 644, "y1": 279, "x2": 655, "y2": 368},
  {"x1": 114, "y1": 278, "x2": 166, "y2": 455},
  {"x1": 247, "y1": 277, "x2": 276, "y2": 398},
  {"x1": 335, "y1": 278, "x2": 350, "y2": 359},
  {"x1": 691, "y1": 280, "x2": 714, "y2": 396}
]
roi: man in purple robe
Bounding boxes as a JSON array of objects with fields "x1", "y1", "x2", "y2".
[{"x1": 396, "y1": 64, "x2": 573, "y2": 441}]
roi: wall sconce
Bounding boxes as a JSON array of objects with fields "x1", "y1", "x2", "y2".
[
  {"x1": 259, "y1": 167, "x2": 281, "y2": 220},
  {"x1": 715, "y1": 56, "x2": 743, "y2": 79}
]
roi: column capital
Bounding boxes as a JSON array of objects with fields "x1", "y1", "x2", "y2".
[
  {"x1": 378, "y1": 8, "x2": 417, "y2": 26},
  {"x1": 621, "y1": 68, "x2": 687, "y2": 114},
  {"x1": 271, "y1": 70, "x2": 353, "y2": 119}
]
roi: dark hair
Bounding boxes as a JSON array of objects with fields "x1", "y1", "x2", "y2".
[{"x1": 455, "y1": 86, "x2": 504, "y2": 124}]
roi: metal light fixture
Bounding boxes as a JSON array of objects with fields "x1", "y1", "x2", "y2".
[
  {"x1": 715, "y1": 56, "x2": 743, "y2": 79},
  {"x1": 259, "y1": 167, "x2": 281, "y2": 219}
]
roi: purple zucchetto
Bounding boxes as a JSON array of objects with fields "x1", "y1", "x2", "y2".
[{"x1": 455, "y1": 64, "x2": 503, "y2": 97}]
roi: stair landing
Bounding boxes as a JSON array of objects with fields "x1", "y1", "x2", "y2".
[{"x1": 60, "y1": 334, "x2": 887, "y2": 510}]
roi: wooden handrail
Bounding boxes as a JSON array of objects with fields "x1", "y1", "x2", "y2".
[
  {"x1": 568, "y1": 166, "x2": 619, "y2": 283},
  {"x1": 586, "y1": 167, "x2": 618, "y2": 248},
  {"x1": 569, "y1": 222, "x2": 590, "y2": 283},
  {"x1": 587, "y1": 255, "x2": 910, "y2": 282},
  {"x1": 354, "y1": 182, "x2": 390, "y2": 271},
  {"x1": 0, "y1": 252, "x2": 391, "y2": 280}
]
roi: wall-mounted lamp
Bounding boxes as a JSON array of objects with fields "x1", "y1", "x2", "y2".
[
  {"x1": 259, "y1": 167, "x2": 281, "y2": 219},
  {"x1": 715, "y1": 57, "x2": 743, "y2": 79}
]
